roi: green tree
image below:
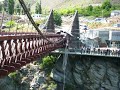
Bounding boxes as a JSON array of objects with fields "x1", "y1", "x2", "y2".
[
  {"x1": 87, "y1": 5, "x2": 93, "y2": 11},
  {"x1": 54, "y1": 11, "x2": 62, "y2": 26},
  {"x1": 92, "y1": 6, "x2": 101, "y2": 17},
  {"x1": 35, "y1": 2, "x2": 42, "y2": 14},
  {"x1": 102, "y1": 9, "x2": 110, "y2": 17},
  {"x1": 16, "y1": 4, "x2": 21, "y2": 15},
  {"x1": 41, "y1": 55, "x2": 56, "y2": 74},
  {"x1": 80, "y1": 8, "x2": 90, "y2": 16},
  {"x1": 42, "y1": 56, "x2": 56, "y2": 69},
  {"x1": 3, "y1": 0, "x2": 8, "y2": 12},
  {"x1": 8, "y1": 0, "x2": 15, "y2": 15},
  {"x1": 27, "y1": 3, "x2": 31, "y2": 13},
  {"x1": 21, "y1": 9, "x2": 25, "y2": 15},
  {"x1": 101, "y1": 0, "x2": 112, "y2": 10},
  {"x1": 0, "y1": 2, "x2": 3, "y2": 12},
  {"x1": 85, "y1": 5, "x2": 93, "y2": 15},
  {"x1": 6, "y1": 20, "x2": 15, "y2": 27}
]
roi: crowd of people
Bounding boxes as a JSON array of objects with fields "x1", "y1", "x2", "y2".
[{"x1": 73, "y1": 47, "x2": 120, "y2": 56}]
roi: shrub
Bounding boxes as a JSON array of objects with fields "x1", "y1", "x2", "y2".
[
  {"x1": 101, "y1": 0, "x2": 112, "y2": 10},
  {"x1": 9, "y1": 72, "x2": 17, "y2": 79},
  {"x1": 53, "y1": 0, "x2": 119, "y2": 17},
  {"x1": 54, "y1": 11, "x2": 62, "y2": 26},
  {"x1": 9, "y1": 71, "x2": 22, "y2": 85},
  {"x1": 6, "y1": 20, "x2": 15, "y2": 27},
  {"x1": 41, "y1": 55, "x2": 56, "y2": 73},
  {"x1": 35, "y1": 19, "x2": 46, "y2": 26},
  {"x1": 47, "y1": 83, "x2": 57, "y2": 90},
  {"x1": 102, "y1": 9, "x2": 110, "y2": 17}
]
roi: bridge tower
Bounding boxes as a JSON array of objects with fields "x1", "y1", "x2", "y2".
[
  {"x1": 69, "y1": 11, "x2": 80, "y2": 49},
  {"x1": 45, "y1": 10, "x2": 55, "y2": 33}
]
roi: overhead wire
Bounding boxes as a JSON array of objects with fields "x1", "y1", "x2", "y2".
[
  {"x1": 18, "y1": 0, "x2": 52, "y2": 42},
  {"x1": 18, "y1": 0, "x2": 67, "y2": 44},
  {"x1": 62, "y1": 36, "x2": 69, "y2": 90}
]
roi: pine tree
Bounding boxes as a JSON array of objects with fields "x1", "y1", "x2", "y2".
[
  {"x1": 35, "y1": 0, "x2": 42, "y2": 14},
  {"x1": 102, "y1": 0, "x2": 112, "y2": 11},
  {"x1": 8, "y1": 0, "x2": 15, "y2": 15},
  {"x1": 15, "y1": 4, "x2": 21, "y2": 15},
  {"x1": 0, "y1": 2, "x2": 3, "y2": 12},
  {"x1": 28, "y1": 3, "x2": 31, "y2": 13},
  {"x1": 3, "y1": 0, "x2": 8, "y2": 12}
]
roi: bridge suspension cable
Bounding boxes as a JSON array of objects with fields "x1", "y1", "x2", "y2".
[
  {"x1": 62, "y1": 36, "x2": 69, "y2": 90},
  {"x1": 18, "y1": 0, "x2": 47, "y2": 36},
  {"x1": 18, "y1": 0, "x2": 66, "y2": 44}
]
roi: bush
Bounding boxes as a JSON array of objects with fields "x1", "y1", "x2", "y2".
[
  {"x1": 9, "y1": 72, "x2": 17, "y2": 79},
  {"x1": 41, "y1": 55, "x2": 56, "y2": 72},
  {"x1": 47, "y1": 83, "x2": 57, "y2": 90},
  {"x1": 102, "y1": 9, "x2": 110, "y2": 17},
  {"x1": 6, "y1": 20, "x2": 15, "y2": 27},
  {"x1": 54, "y1": 11, "x2": 62, "y2": 26},
  {"x1": 9, "y1": 71, "x2": 21, "y2": 84},
  {"x1": 35, "y1": 19, "x2": 46, "y2": 26},
  {"x1": 40, "y1": 55, "x2": 56, "y2": 75},
  {"x1": 101, "y1": 0, "x2": 112, "y2": 10},
  {"x1": 53, "y1": 0, "x2": 119, "y2": 18}
]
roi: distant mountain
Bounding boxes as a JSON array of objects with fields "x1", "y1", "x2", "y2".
[
  {"x1": 40, "y1": 0, "x2": 120, "y2": 9},
  {"x1": 2, "y1": 0, "x2": 119, "y2": 12},
  {"x1": 1, "y1": 0, "x2": 120, "y2": 9}
]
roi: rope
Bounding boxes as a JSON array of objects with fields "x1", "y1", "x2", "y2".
[
  {"x1": 62, "y1": 36, "x2": 69, "y2": 90},
  {"x1": 18, "y1": 0, "x2": 66, "y2": 44},
  {"x1": 18, "y1": 0, "x2": 52, "y2": 42}
]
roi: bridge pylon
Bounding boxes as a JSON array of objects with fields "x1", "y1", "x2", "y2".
[
  {"x1": 44, "y1": 10, "x2": 55, "y2": 33},
  {"x1": 69, "y1": 11, "x2": 80, "y2": 49}
]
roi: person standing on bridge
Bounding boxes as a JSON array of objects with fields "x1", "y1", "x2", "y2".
[
  {"x1": 118, "y1": 50, "x2": 120, "y2": 56},
  {"x1": 80, "y1": 47, "x2": 83, "y2": 54}
]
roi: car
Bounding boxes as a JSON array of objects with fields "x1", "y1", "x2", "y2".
[
  {"x1": 95, "y1": 18, "x2": 102, "y2": 21},
  {"x1": 1, "y1": 25, "x2": 7, "y2": 29},
  {"x1": 80, "y1": 25, "x2": 88, "y2": 30},
  {"x1": 94, "y1": 18, "x2": 107, "y2": 23},
  {"x1": 113, "y1": 24, "x2": 120, "y2": 27}
]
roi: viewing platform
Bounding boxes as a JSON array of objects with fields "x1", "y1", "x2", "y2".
[{"x1": 52, "y1": 49, "x2": 120, "y2": 58}]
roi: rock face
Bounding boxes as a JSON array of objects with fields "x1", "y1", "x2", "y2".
[
  {"x1": 52, "y1": 55, "x2": 120, "y2": 90},
  {"x1": 0, "y1": 63, "x2": 53, "y2": 90},
  {"x1": 0, "y1": 76, "x2": 16, "y2": 90},
  {"x1": 30, "y1": 71, "x2": 46, "y2": 89},
  {"x1": 1, "y1": 55, "x2": 120, "y2": 90}
]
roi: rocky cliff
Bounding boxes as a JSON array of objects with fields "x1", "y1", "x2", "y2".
[
  {"x1": 0, "y1": 55, "x2": 120, "y2": 90},
  {"x1": 52, "y1": 55, "x2": 120, "y2": 90},
  {"x1": 0, "y1": 62, "x2": 57, "y2": 90}
]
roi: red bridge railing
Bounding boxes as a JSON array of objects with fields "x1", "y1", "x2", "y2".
[{"x1": 0, "y1": 34, "x2": 66, "y2": 77}]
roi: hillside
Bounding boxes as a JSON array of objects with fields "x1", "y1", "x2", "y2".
[
  {"x1": 13, "y1": 0, "x2": 120, "y2": 9},
  {"x1": 40, "y1": 0, "x2": 120, "y2": 9},
  {"x1": 1, "y1": 0, "x2": 120, "y2": 9}
]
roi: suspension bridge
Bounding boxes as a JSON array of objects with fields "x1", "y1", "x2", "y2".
[
  {"x1": 0, "y1": 0, "x2": 67, "y2": 77},
  {"x1": 0, "y1": 0, "x2": 119, "y2": 78}
]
